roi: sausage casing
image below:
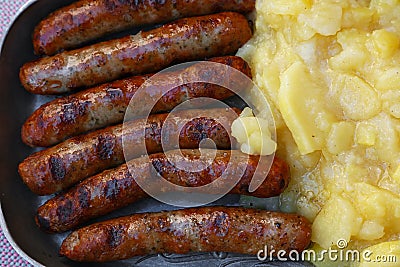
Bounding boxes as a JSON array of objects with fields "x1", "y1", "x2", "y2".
[
  {"x1": 36, "y1": 149, "x2": 289, "y2": 233},
  {"x1": 33, "y1": 0, "x2": 255, "y2": 55},
  {"x1": 19, "y1": 108, "x2": 239, "y2": 195},
  {"x1": 21, "y1": 12, "x2": 252, "y2": 94},
  {"x1": 21, "y1": 56, "x2": 252, "y2": 147},
  {"x1": 59, "y1": 206, "x2": 311, "y2": 262}
]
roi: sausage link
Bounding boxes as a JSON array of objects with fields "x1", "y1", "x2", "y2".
[
  {"x1": 59, "y1": 206, "x2": 311, "y2": 262},
  {"x1": 36, "y1": 150, "x2": 289, "y2": 233},
  {"x1": 19, "y1": 108, "x2": 239, "y2": 195},
  {"x1": 33, "y1": 0, "x2": 255, "y2": 56},
  {"x1": 21, "y1": 56, "x2": 252, "y2": 147},
  {"x1": 21, "y1": 12, "x2": 252, "y2": 94}
]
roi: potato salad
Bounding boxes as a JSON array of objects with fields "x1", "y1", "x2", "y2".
[{"x1": 238, "y1": 0, "x2": 400, "y2": 265}]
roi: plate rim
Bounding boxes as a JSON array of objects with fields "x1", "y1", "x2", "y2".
[
  {"x1": 0, "y1": 0, "x2": 46, "y2": 266},
  {"x1": 0, "y1": 203, "x2": 45, "y2": 267}
]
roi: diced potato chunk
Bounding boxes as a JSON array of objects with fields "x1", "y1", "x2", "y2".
[
  {"x1": 343, "y1": 7, "x2": 375, "y2": 29},
  {"x1": 375, "y1": 67, "x2": 400, "y2": 91},
  {"x1": 239, "y1": 107, "x2": 254, "y2": 118},
  {"x1": 352, "y1": 183, "x2": 400, "y2": 233},
  {"x1": 240, "y1": 132, "x2": 277, "y2": 155},
  {"x1": 357, "y1": 220, "x2": 385, "y2": 240},
  {"x1": 372, "y1": 29, "x2": 400, "y2": 58},
  {"x1": 356, "y1": 123, "x2": 377, "y2": 146},
  {"x1": 328, "y1": 47, "x2": 368, "y2": 71},
  {"x1": 231, "y1": 109, "x2": 277, "y2": 156},
  {"x1": 262, "y1": 0, "x2": 311, "y2": 15},
  {"x1": 352, "y1": 183, "x2": 388, "y2": 219},
  {"x1": 333, "y1": 74, "x2": 381, "y2": 120},
  {"x1": 299, "y1": 4, "x2": 343, "y2": 36},
  {"x1": 388, "y1": 103, "x2": 400, "y2": 118},
  {"x1": 329, "y1": 29, "x2": 369, "y2": 71},
  {"x1": 369, "y1": 113, "x2": 400, "y2": 163},
  {"x1": 326, "y1": 121, "x2": 355, "y2": 154},
  {"x1": 392, "y1": 164, "x2": 400, "y2": 184},
  {"x1": 312, "y1": 195, "x2": 362, "y2": 249},
  {"x1": 344, "y1": 164, "x2": 369, "y2": 184}
]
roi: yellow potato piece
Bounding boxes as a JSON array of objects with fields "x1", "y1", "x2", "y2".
[
  {"x1": 312, "y1": 195, "x2": 362, "y2": 249},
  {"x1": 262, "y1": 0, "x2": 311, "y2": 15},
  {"x1": 299, "y1": 3, "x2": 342, "y2": 36},
  {"x1": 375, "y1": 67, "x2": 400, "y2": 92},
  {"x1": 326, "y1": 121, "x2": 355, "y2": 154},
  {"x1": 333, "y1": 74, "x2": 381, "y2": 121},
  {"x1": 372, "y1": 29, "x2": 400, "y2": 58},
  {"x1": 279, "y1": 61, "x2": 334, "y2": 155}
]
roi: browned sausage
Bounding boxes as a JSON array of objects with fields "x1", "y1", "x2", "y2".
[
  {"x1": 59, "y1": 206, "x2": 311, "y2": 262},
  {"x1": 20, "y1": 12, "x2": 252, "y2": 95},
  {"x1": 36, "y1": 150, "x2": 289, "y2": 233},
  {"x1": 33, "y1": 0, "x2": 255, "y2": 55},
  {"x1": 21, "y1": 56, "x2": 252, "y2": 147},
  {"x1": 19, "y1": 108, "x2": 239, "y2": 195}
]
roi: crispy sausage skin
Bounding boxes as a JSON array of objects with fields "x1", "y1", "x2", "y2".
[
  {"x1": 20, "y1": 12, "x2": 252, "y2": 95},
  {"x1": 33, "y1": 0, "x2": 255, "y2": 55},
  {"x1": 19, "y1": 108, "x2": 239, "y2": 195},
  {"x1": 21, "y1": 56, "x2": 252, "y2": 147},
  {"x1": 36, "y1": 150, "x2": 290, "y2": 233},
  {"x1": 59, "y1": 206, "x2": 310, "y2": 262}
]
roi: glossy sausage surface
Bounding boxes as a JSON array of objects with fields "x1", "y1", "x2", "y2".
[
  {"x1": 33, "y1": 0, "x2": 255, "y2": 55},
  {"x1": 19, "y1": 108, "x2": 239, "y2": 195},
  {"x1": 21, "y1": 12, "x2": 252, "y2": 94},
  {"x1": 21, "y1": 56, "x2": 252, "y2": 147},
  {"x1": 36, "y1": 150, "x2": 289, "y2": 233},
  {"x1": 59, "y1": 206, "x2": 311, "y2": 262}
]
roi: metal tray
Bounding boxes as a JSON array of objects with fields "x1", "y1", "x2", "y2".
[{"x1": 0, "y1": 1, "x2": 312, "y2": 266}]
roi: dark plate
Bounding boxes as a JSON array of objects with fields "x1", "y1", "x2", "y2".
[{"x1": 0, "y1": 1, "x2": 312, "y2": 266}]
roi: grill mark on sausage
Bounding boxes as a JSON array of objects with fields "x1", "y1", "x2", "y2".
[
  {"x1": 77, "y1": 186, "x2": 90, "y2": 209},
  {"x1": 211, "y1": 212, "x2": 230, "y2": 237},
  {"x1": 95, "y1": 134, "x2": 116, "y2": 160},
  {"x1": 56, "y1": 198, "x2": 73, "y2": 223},
  {"x1": 49, "y1": 155, "x2": 66, "y2": 181},
  {"x1": 107, "y1": 224, "x2": 125, "y2": 248},
  {"x1": 61, "y1": 100, "x2": 89, "y2": 124}
]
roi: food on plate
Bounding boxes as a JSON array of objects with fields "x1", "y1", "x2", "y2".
[
  {"x1": 20, "y1": 12, "x2": 252, "y2": 94},
  {"x1": 19, "y1": 108, "x2": 239, "y2": 195},
  {"x1": 33, "y1": 0, "x2": 255, "y2": 56},
  {"x1": 36, "y1": 149, "x2": 289, "y2": 233},
  {"x1": 16, "y1": 0, "x2": 310, "y2": 263},
  {"x1": 21, "y1": 56, "x2": 252, "y2": 147},
  {"x1": 237, "y1": 0, "x2": 400, "y2": 263},
  {"x1": 231, "y1": 107, "x2": 277, "y2": 156},
  {"x1": 59, "y1": 206, "x2": 310, "y2": 262}
]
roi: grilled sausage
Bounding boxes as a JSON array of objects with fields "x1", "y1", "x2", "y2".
[
  {"x1": 33, "y1": 0, "x2": 255, "y2": 55},
  {"x1": 36, "y1": 150, "x2": 289, "y2": 233},
  {"x1": 21, "y1": 56, "x2": 252, "y2": 147},
  {"x1": 20, "y1": 12, "x2": 252, "y2": 95},
  {"x1": 59, "y1": 206, "x2": 311, "y2": 262},
  {"x1": 19, "y1": 108, "x2": 239, "y2": 195}
]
